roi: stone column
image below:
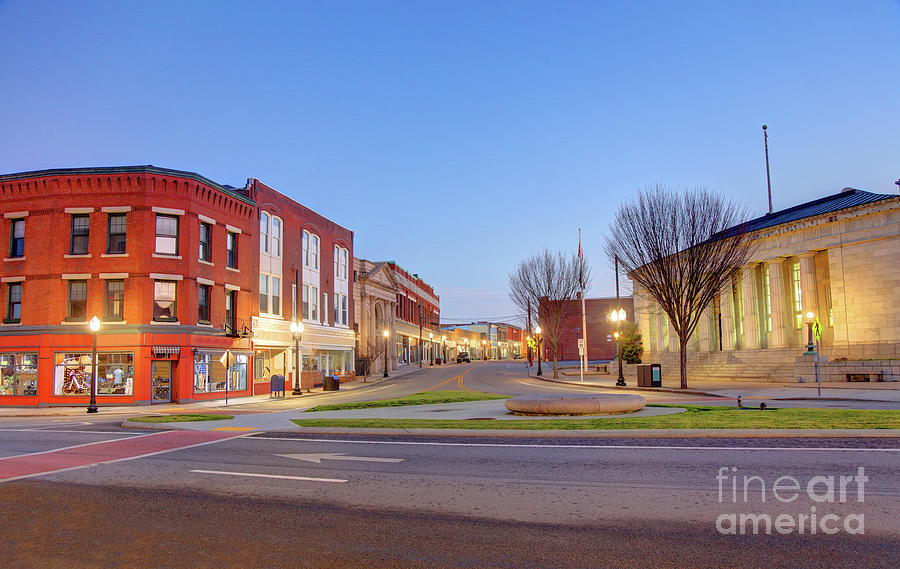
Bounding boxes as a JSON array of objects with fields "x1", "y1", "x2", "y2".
[
  {"x1": 655, "y1": 304, "x2": 665, "y2": 353},
  {"x1": 767, "y1": 259, "x2": 788, "y2": 348},
  {"x1": 799, "y1": 253, "x2": 820, "y2": 322},
  {"x1": 668, "y1": 318, "x2": 679, "y2": 352},
  {"x1": 697, "y1": 307, "x2": 711, "y2": 352},
  {"x1": 389, "y1": 303, "x2": 397, "y2": 371},
  {"x1": 359, "y1": 291, "x2": 369, "y2": 356},
  {"x1": 720, "y1": 287, "x2": 736, "y2": 351},
  {"x1": 741, "y1": 266, "x2": 761, "y2": 350}
]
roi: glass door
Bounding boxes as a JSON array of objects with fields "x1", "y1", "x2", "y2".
[{"x1": 151, "y1": 360, "x2": 173, "y2": 403}]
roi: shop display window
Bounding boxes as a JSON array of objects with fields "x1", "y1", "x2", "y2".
[
  {"x1": 194, "y1": 352, "x2": 248, "y2": 393},
  {"x1": 0, "y1": 353, "x2": 38, "y2": 396},
  {"x1": 53, "y1": 352, "x2": 134, "y2": 396}
]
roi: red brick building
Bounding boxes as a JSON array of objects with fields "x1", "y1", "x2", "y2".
[
  {"x1": 0, "y1": 166, "x2": 256, "y2": 407},
  {"x1": 542, "y1": 296, "x2": 635, "y2": 361},
  {"x1": 247, "y1": 179, "x2": 356, "y2": 392},
  {"x1": 388, "y1": 262, "x2": 440, "y2": 365}
]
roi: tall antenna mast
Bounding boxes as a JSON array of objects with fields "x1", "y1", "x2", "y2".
[{"x1": 763, "y1": 124, "x2": 773, "y2": 214}]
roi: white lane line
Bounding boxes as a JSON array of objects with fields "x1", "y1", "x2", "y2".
[
  {"x1": 251, "y1": 437, "x2": 900, "y2": 453},
  {"x1": 190, "y1": 469, "x2": 347, "y2": 483}
]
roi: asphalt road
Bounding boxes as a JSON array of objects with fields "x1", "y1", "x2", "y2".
[
  {"x1": 2, "y1": 363, "x2": 899, "y2": 567},
  {"x1": 2, "y1": 422, "x2": 899, "y2": 568}
]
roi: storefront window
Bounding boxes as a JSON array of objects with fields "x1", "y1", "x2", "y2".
[
  {"x1": 53, "y1": 352, "x2": 133, "y2": 396},
  {"x1": 0, "y1": 353, "x2": 38, "y2": 396},
  {"x1": 194, "y1": 351, "x2": 248, "y2": 393}
]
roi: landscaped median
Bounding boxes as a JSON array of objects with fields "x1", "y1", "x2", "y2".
[
  {"x1": 292, "y1": 399, "x2": 900, "y2": 430},
  {"x1": 302, "y1": 390, "x2": 508, "y2": 412},
  {"x1": 128, "y1": 414, "x2": 234, "y2": 423}
]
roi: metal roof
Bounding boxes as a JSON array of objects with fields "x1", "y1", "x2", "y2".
[{"x1": 743, "y1": 188, "x2": 896, "y2": 234}]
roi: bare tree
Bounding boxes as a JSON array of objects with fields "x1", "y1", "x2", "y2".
[
  {"x1": 605, "y1": 185, "x2": 755, "y2": 389},
  {"x1": 508, "y1": 249, "x2": 588, "y2": 378}
]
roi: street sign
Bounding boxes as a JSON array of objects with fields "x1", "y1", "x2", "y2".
[{"x1": 577, "y1": 339, "x2": 585, "y2": 349}]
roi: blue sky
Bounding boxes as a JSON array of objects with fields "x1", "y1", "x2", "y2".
[{"x1": 1, "y1": 1, "x2": 898, "y2": 325}]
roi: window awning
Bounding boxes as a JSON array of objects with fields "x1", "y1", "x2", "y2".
[{"x1": 152, "y1": 346, "x2": 180, "y2": 356}]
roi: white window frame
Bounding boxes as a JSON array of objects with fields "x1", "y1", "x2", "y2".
[
  {"x1": 272, "y1": 217, "x2": 281, "y2": 257},
  {"x1": 260, "y1": 212, "x2": 269, "y2": 254}
]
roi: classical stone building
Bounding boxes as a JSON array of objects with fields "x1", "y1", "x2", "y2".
[
  {"x1": 634, "y1": 187, "x2": 900, "y2": 383},
  {"x1": 352, "y1": 258, "x2": 399, "y2": 375}
]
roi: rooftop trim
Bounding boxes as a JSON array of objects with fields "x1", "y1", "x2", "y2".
[{"x1": 0, "y1": 165, "x2": 256, "y2": 206}]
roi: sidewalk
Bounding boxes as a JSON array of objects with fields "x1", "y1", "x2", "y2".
[
  {"x1": 0, "y1": 364, "x2": 428, "y2": 418},
  {"x1": 538, "y1": 371, "x2": 900, "y2": 403}
]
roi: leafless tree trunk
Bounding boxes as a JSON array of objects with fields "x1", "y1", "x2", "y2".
[
  {"x1": 605, "y1": 185, "x2": 755, "y2": 389},
  {"x1": 508, "y1": 249, "x2": 588, "y2": 379}
]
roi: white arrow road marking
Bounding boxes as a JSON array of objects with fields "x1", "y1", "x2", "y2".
[
  {"x1": 275, "y1": 453, "x2": 405, "y2": 464},
  {"x1": 191, "y1": 469, "x2": 347, "y2": 483}
]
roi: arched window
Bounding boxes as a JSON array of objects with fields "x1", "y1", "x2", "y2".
[{"x1": 260, "y1": 212, "x2": 269, "y2": 253}]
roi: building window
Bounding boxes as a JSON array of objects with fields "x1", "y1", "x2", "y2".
[
  {"x1": 260, "y1": 212, "x2": 269, "y2": 253},
  {"x1": 272, "y1": 217, "x2": 281, "y2": 257},
  {"x1": 193, "y1": 351, "x2": 248, "y2": 393},
  {"x1": 67, "y1": 280, "x2": 87, "y2": 321},
  {"x1": 791, "y1": 262, "x2": 802, "y2": 329},
  {"x1": 153, "y1": 280, "x2": 177, "y2": 321},
  {"x1": 54, "y1": 352, "x2": 134, "y2": 396},
  {"x1": 106, "y1": 214, "x2": 126, "y2": 254},
  {"x1": 302, "y1": 231, "x2": 319, "y2": 269},
  {"x1": 302, "y1": 284, "x2": 318, "y2": 321},
  {"x1": 6, "y1": 283, "x2": 21, "y2": 323},
  {"x1": 763, "y1": 267, "x2": 772, "y2": 332},
  {"x1": 334, "y1": 293, "x2": 348, "y2": 326},
  {"x1": 259, "y1": 275, "x2": 269, "y2": 314},
  {"x1": 226, "y1": 231, "x2": 238, "y2": 268},
  {"x1": 334, "y1": 246, "x2": 350, "y2": 279},
  {"x1": 0, "y1": 353, "x2": 38, "y2": 396},
  {"x1": 199, "y1": 222, "x2": 212, "y2": 262},
  {"x1": 155, "y1": 214, "x2": 178, "y2": 255},
  {"x1": 198, "y1": 284, "x2": 211, "y2": 324},
  {"x1": 225, "y1": 289, "x2": 236, "y2": 333},
  {"x1": 271, "y1": 276, "x2": 281, "y2": 316},
  {"x1": 104, "y1": 280, "x2": 124, "y2": 321},
  {"x1": 9, "y1": 219, "x2": 24, "y2": 258},
  {"x1": 70, "y1": 214, "x2": 90, "y2": 255}
]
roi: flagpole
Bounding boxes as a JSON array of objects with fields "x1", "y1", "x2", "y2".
[{"x1": 579, "y1": 228, "x2": 587, "y2": 382}]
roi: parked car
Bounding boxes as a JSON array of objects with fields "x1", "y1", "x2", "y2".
[{"x1": 456, "y1": 351, "x2": 471, "y2": 363}]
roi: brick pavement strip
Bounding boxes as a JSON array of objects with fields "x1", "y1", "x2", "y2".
[{"x1": 0, "y1": 430, "x2": 244, "y2": 483}]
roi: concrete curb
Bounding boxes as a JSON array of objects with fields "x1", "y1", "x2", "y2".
[{"x1": 119, "y1": 419, "x2": 900, "y2": 439}]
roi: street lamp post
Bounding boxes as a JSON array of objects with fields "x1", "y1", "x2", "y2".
[
  {"x1": 383, "y1": 329, "x2": 390, "y2": 378},
  {"x1": 441, "y1": 335, "x2": 446, "y2": 364},
  {"x1": 535, "y1": 325, "x2": 543, "y2": 376},
  {"x1": 429, "y1": 332, "x2": 434, "y2": 365},
  {"x1": 481, "y1": 339, "x2": 486, "y2": 361},
  {"x1": 804, "y1": 311, "x2": 817, "y2": 355},
  {"x1": 611, "y1": 308, "x2": 626, "y2": 386},
  {"x1": 290, "y1": 320, "x2": 304, "y2": 395},
  {"x1": 87, "y1": 316, "x2": 100, "y2": 413}
]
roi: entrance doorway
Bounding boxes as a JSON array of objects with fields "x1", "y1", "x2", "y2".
[{"x1": 151, "y1": 360, "x2": 173, "y2": 403}]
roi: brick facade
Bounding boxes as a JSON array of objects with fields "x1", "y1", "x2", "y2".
[
  {"x1": 543, "y1": 297, "x2": 635, "y2": 362},
  {"x1": 0, "y1": 166, "x2": 256, "y2": 406}
]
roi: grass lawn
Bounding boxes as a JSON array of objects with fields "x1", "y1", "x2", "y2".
[
  {"x1": 303, "y1": 390, "x2": 508, "y2": 412},
  {"x1": 291, "y1": 404, "x2": 900, "y2": 430},
  {"x1": 128, "y1": 414, "x2": 234, "y2": 423}
]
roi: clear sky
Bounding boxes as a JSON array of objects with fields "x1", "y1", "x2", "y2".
[{"x1": 1, "y1": 1, "x2": 898, "y2": 326}]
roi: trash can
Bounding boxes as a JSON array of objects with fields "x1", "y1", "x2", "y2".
[
  {"x1": 650, "y1": 364, "x2": 662, "y2": 387},
  {"x1": 323, "y1": 375, "x2": 340, "y2": 391},
  {"x1": 636, "y1": 364, "x2": 651, "y2": 387}
]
